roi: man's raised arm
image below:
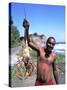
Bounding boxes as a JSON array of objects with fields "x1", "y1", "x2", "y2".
[{"x1": 22, "y1": 19, "x2": 40, "y2": 51}]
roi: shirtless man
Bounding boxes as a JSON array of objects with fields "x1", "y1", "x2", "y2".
[{"x1": 23, "y1": 19, "x2": 59, "y2": 85}]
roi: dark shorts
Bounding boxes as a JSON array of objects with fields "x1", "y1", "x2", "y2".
[{"x1": 35, "y1": 79, "x2": 54, "y2": 86}]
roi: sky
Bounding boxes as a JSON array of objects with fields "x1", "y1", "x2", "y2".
[{"x1": 9, "y1": 2, "x2": 65, "y2": 42}]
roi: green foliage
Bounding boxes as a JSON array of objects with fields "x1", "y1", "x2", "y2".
[
  {"x1": 10, "y1": 25, "x2": 20, "y2": 48},
  {"x1": 11, "y1": 66, "x2": 16, "y2": 78},
  {"x1": 9, "y1": 16, "x2": 20, "y2": 48},
  {"x1": 11, "y1": 64, "x2": 26, "y2": 79},
  {"x1": 56, "y1": 54, "x2": 65, "y2": 63}
]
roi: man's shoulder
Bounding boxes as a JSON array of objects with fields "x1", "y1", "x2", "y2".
[
  {"x1": 51, "y1": 52, "x2": 57, "y2": 59},
  {"x1": 39, "y1": 46, "x2": 45, "y2": 51},
  {"x1": 52, "y1": 52, "x2": 56, "y2": 56},
  {"x1": 41, "y1": 46, "x2": 46, "y2": 50}
]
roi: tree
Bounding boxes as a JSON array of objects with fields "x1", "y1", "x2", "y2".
[
  {"x1": 33, "y1": 32, "x2": 38, "y2": 36},
  {"x1": 9, "y1": 16, "x2": 20, "y2": 48}
]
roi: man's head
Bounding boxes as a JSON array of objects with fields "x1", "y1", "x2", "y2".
[{"x1": 46, "y1": 37, "x2": 56, "y2": 51}]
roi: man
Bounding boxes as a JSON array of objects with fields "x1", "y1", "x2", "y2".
[{"x1": 23, "y1": 19, "x2": 59, "y2": 85}]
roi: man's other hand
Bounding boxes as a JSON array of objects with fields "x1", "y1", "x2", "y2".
[{"x1": 23, "y1": 18, "x2": 29, "y2": 30}]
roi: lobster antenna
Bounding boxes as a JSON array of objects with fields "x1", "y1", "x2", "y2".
[
  {"x1": 24, "y1": 8, "x2": 26, "y2": 19},
  {"x1": 24, "y1": 8, "x2": 28, "y2": 44}
]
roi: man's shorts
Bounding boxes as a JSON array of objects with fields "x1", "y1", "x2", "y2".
[{"x1": 35, "y1": 79, "x2": 54, "y2": 86}]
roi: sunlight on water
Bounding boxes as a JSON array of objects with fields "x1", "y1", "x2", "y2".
[{"x1": 53, "y1": 44, "x2": 65, "y2": 54}]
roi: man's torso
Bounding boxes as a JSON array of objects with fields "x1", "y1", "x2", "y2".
[{"x1": 37, "y1": 47, "x2": 56, "y2": 83}]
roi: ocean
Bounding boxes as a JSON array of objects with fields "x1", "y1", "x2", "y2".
[{"x1": 53, "y1": 43, "x2": 65, "y2": 54}]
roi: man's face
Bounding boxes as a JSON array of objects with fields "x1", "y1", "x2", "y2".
[{"x1": 46, "y1": 38, "x2": 55, "y2": 51}]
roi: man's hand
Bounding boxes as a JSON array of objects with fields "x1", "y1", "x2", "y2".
[{"x1": 23, "y1": 18, "x2": 29, "y2": 30}]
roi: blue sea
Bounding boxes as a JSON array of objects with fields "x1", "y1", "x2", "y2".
[{"x1": 53, "y1": 43, "x2": 65, "y2": 55}]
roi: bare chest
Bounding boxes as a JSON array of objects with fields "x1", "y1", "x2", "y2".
[{"x1": 39, "y1": 50, "x2": 55, "y2": 65}]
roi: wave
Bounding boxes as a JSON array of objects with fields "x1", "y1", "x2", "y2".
[
  {"x1": 56, "y1": 42, "x2": 65, "y2": 44},
  {"x1": 54, "y1": 43, "x2": 65, "y2": 49},
  {"x1": 53, "y1": 43, "x2": 65, "y2": 54}
]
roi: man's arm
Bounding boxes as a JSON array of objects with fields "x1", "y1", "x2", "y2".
[
  {"x1": 23, "y1": 19, "x2": 41, "y2": 51},
  {"x1": 52, "y1": 61, "x2": 59, "y2": 84}
]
